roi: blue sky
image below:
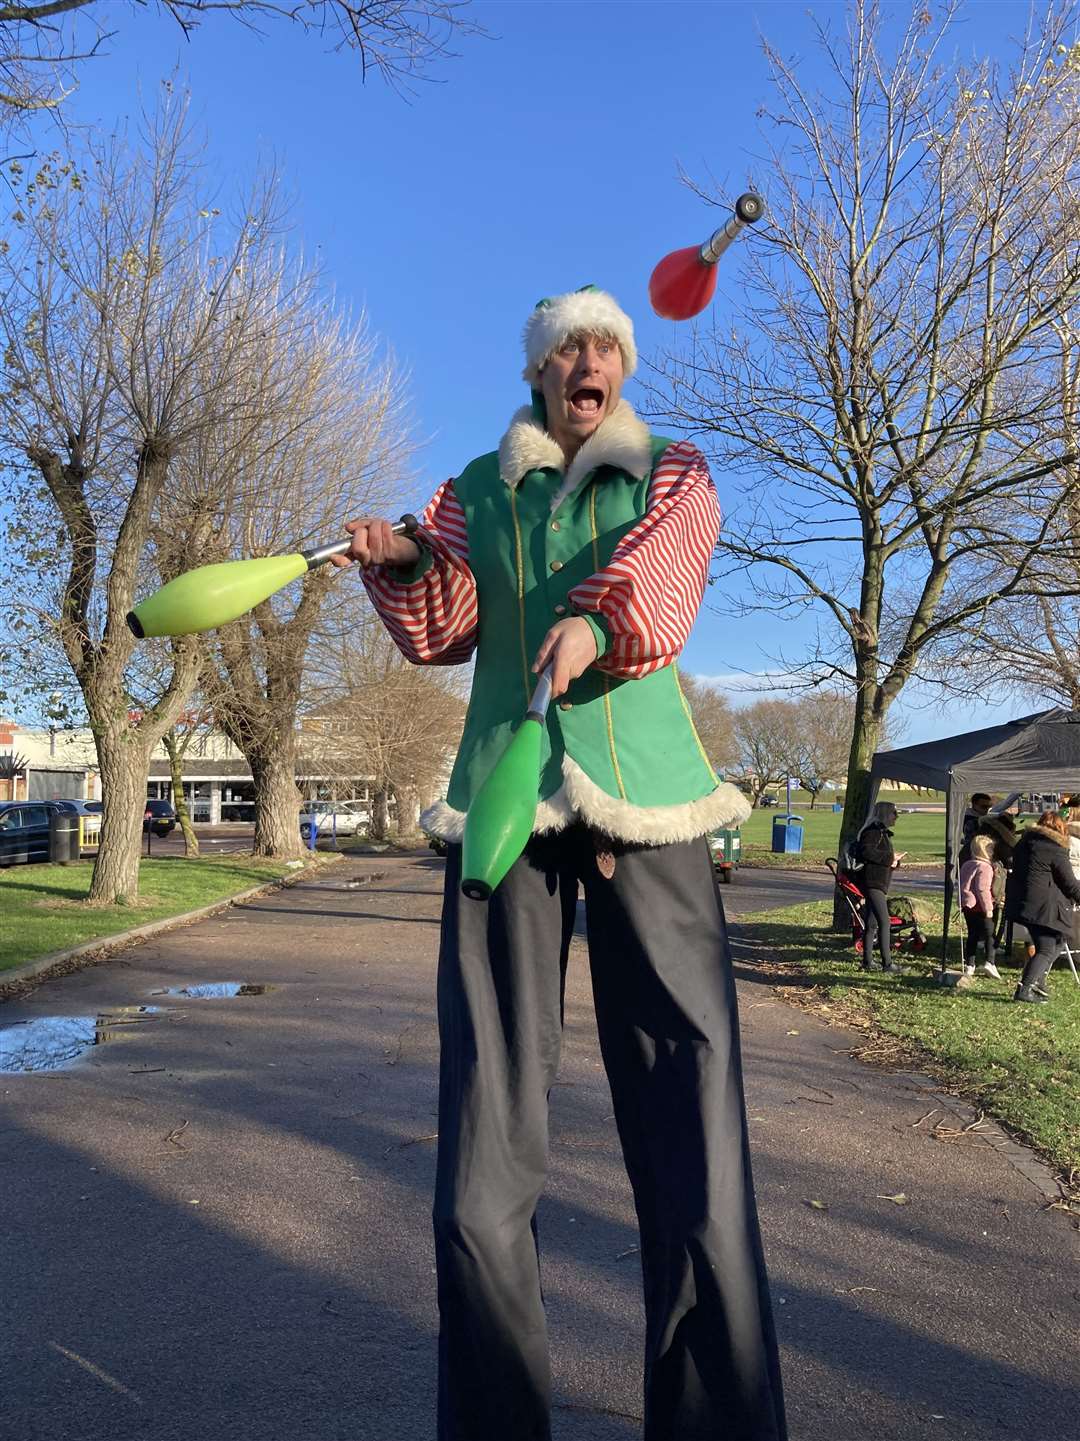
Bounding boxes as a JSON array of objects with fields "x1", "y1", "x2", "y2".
[{"x1": 43, "y1": 0, "x2": 1047, "y2": 741}]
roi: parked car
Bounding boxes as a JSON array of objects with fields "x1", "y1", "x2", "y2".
[
  {"x1": 51, "y1": 799, "x2": 99, "y2": 818},
  {"x1": 298, "y1": 800, "x2": 370, "y2": 842},
  {"x1": 0, "y1": 800, "x2": 68, "y2": 866},
  {"x1": 143, "y1": 799, "x2": 177, "y2": 838}
]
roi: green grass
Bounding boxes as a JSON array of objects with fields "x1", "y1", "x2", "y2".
[
  {"x1": 740, "y1": 808, "x2": 946, "y2": 866},
  {"x1": 745, "y1": 898, "x2": 1080, "y2": 1173},
  {"x1": 0, "y1": 857, "x2": 295, "y2": 974}
]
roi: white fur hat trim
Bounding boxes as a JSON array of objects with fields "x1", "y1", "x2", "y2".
[{"x1": 522, "y1": 287, "x2": 637, "y2": 384}]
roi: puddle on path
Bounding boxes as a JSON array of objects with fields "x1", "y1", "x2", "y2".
[
  {"x1": 151, "y1": 982, "x2": 274, "y2": 999},
  {"x1": 0, "y1": 1007, "x2": 164, "y2": 1074}
]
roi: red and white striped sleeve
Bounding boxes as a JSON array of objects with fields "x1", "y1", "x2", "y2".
[
  {"x1": 568, "y1": 441, "x2": 720, "y2": 679},
  {"x1": 361, "y1": 479, "x2": 477, "y2": 666}
]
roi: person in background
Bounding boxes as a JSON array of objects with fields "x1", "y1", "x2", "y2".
[
  {"x1": 958, "y1": 833, "x2": 1002, "y2": 979},
  {"x1": 1003, "y1": 810, "x2": 1080, "y2": 1003},
  {"x1": 855, "y1": 801, "x2": 906, "y2": 973},
  {"x1": 958, "y1": 792, "x2": 993, "y2": 866},
  {"x1": 979, "y1": 812, "x2": 1017, "y2": 943}
]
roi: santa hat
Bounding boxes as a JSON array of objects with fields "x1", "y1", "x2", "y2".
[{"x1": 522, "y1": 285, "x2": 637, "y2": 384}]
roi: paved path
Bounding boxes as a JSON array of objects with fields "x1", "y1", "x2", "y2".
[{"x1": 1, "y1": 856, "x2": 1077, "y2": 1441}]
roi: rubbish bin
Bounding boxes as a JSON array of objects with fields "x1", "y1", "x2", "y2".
[
  {"x1": 832, "y1": 802, "x2": 843, "y2": 813},
  {"x1": 48, "y1": 811, "x2": 80, "y2": 864},
  {"x1": 771, "y1": 814, "x2": 804, "y2": 854}
]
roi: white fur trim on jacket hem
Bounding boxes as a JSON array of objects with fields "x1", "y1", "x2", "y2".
[{"x1": 420, "y1": 758, "x2": 751, "y2": 846}]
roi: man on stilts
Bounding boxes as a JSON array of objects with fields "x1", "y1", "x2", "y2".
[{"x1": 337, "y1": 286, "x2": 787, "y2": 1441}]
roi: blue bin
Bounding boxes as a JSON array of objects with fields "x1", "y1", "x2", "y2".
[
  {"x1": 771, "y1": 814, "x2": 804, "y2": 854},
  {"x1": 832, "y1": 802, "x2": 843, "y2": 814}
]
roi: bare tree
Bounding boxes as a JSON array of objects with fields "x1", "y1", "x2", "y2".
[
  {"x1": 303, "y1": 622, "x2": 466, "y2": 840},
  {"x1": 678, "y1": 672, "x2": 739, "y2": 775},
  {"x1": 181, "y1": 292, "x2": 409, "y2": 858},
  {"x1": 786, "y1": 691, "x2": 858, "y2": 808},
  {"x1": 0, "y1": 100, "x2": 326, "y2": 899},
  {"x1": 0, "y1": 0, "x2": 479, "y2": 139},
  {"x1": 159, "y1": 703, "x2": 215, "y2": 855},
  {"x1": 653, "y1": 0, "x2": 1080, "y2": 882},
  {"x1": 732, "y1": 698, "x2": 801, "y2": 806}
]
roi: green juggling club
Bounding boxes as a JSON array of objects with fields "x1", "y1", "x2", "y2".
[
  {"x1": 126, "y1": 515, "x2": 419, "y2": 638},
  {"x1": 460, "y1": 667, "x2": 553, "y2": 901}
]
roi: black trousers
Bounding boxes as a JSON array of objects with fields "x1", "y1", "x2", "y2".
[
  {"x1": 962, "y1": 908, "x2": 995, "y2": 965},
  {"x1": 1021, "y1": 923, "x2": 1061, "y2": 990},
  {"x1": 862, "y1": 887, "x2": 891, "y2": 965},
  {"x1": 433, "y1": 826, "x2": 786, "y2": 1441}
]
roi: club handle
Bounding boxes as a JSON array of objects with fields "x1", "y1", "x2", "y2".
[
  {"x1": 303, "y1": 514, "x2": 419, "y2": 569},
  {"x1": 699, "y1": 191, "x2": 765, "y2": 266},
  {"x1": 526, "y1": 665, "x2": 553, "y2": 722}
]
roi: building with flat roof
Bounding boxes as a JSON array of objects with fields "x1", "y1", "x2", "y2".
[{"x1": 0, "y1": 721, "x2": 376, "y2": 822}]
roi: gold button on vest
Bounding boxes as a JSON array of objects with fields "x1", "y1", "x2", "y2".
[
  {"x1": 550, "y1": 559, "x2": 562, "y2": 572},
  {"x1": 554, "y1": 603, "x2": 567, "y2": 615},
  {"x1": 559, "y1": 701, "x2": 573, "y2": 711}
]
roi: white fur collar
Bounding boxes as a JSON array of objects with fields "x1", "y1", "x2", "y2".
[{"x1": 496, "y1": 399, "x2": 653, "y2": 514}]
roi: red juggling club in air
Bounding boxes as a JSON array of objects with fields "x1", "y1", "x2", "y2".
[{"x1": 648, "y1": 192, "x2": 765, "y2": 321}]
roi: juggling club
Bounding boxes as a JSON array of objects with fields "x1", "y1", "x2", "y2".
[
  {"x1": 648, "y1": 192, "x2": 765, "y2": 321},
  {"x1": 127, "y1": 515, "x2": 419, "y2": 639},
  {"x1": 460, "y1": 666, "x2": 554, "y2": 901}
]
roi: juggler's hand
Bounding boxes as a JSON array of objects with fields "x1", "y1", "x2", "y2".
[
  {"x1": 532, "y1": 618, "x2": 598, "y2": 699},
  {"x1": 331, "y1": 518, "x2": 421, "y2": 570}
]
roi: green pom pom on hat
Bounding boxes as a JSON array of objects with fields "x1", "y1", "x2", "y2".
[{"x1": 522, "y1": 284, "x2": 637, "y2": 384}]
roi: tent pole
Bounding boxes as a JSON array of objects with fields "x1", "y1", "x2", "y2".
[{"x1": 942, "y1": 779, "x2": 956, "y2": 974}]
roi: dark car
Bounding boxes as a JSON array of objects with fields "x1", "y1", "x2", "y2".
[
  {"x1": 143, "y1": 799, "x2": 177, "y2": 838},
  {"x1": 0, "y1": 800, "x2": 67, "y2": 866}
]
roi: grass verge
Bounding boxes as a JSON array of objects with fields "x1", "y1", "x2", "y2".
[
  {"x1": 740, "y1": 808, "x2": 945, "y2": 866},
  {"x1": 744, "y1": 898, "x2": 1080, "y2": 1175},
  {"x1": 0, "y1": 856, "x2": 296, "y2": 974}
]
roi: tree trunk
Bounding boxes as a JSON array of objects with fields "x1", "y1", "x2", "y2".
[
  {"x1": 163, "y1": 732, "x2": 199, "y2": 857},
  {"x1": 393, "y1": 783, "x2": 420, "y2": 836},
  {"x1": 89, "y1": 726, "x2": 150, "y2": 904},
  {"x1": 833, "y1": 691, "x2": 886, "y2": 928},
  {"x1": 371, "y1": 786, "x2": 389, "y2": 841},
  {"x1": 250, "y1": 750, "x2": 303, "y2": 859}
]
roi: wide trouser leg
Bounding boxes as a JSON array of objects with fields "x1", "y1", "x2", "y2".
[
  {"x1": 433, "y1": 838, "x2": 577, "y2": 1441},
  {"x1": 582, "y1": 834, "x2": 787, "y2": 1441}
]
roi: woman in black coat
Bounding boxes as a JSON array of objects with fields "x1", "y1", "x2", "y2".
[
  {"x1": 1003, "y1": 811, "x2": 1080, "y2": 1003},
  {"x1": 854, "y1": 801, "x2": 905, "y2": 972}
]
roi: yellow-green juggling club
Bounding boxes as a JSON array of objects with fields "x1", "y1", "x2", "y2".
[
  {"x1": 126, "y1": 515, "x2": 418, "y2": 638},
  {"x1": 460, "y1": 667, "x2": 553, "y2": 901}
]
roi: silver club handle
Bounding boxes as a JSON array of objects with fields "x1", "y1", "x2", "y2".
[
  {"x1": 527, "y1": 666, "x2": 554, "y2": 722},
  {"x1": 303, "y1": 514, "x2": 419, "y2": 569},
  {"x1": 699, "y1": 192, "x2": 765, "y2": 266}
]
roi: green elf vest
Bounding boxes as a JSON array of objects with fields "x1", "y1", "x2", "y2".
[{"x1": 420, "y1": 400, "x2": 751, "y2": 845}]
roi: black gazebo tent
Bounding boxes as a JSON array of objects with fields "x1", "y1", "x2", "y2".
[{"x1": 868, "y1": 708, "x2": 1080, "y2": 963}]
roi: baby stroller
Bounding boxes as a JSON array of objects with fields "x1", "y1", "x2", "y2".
[{"x1": 826, "y1": 858, "x2": 928, "y2": 957}]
